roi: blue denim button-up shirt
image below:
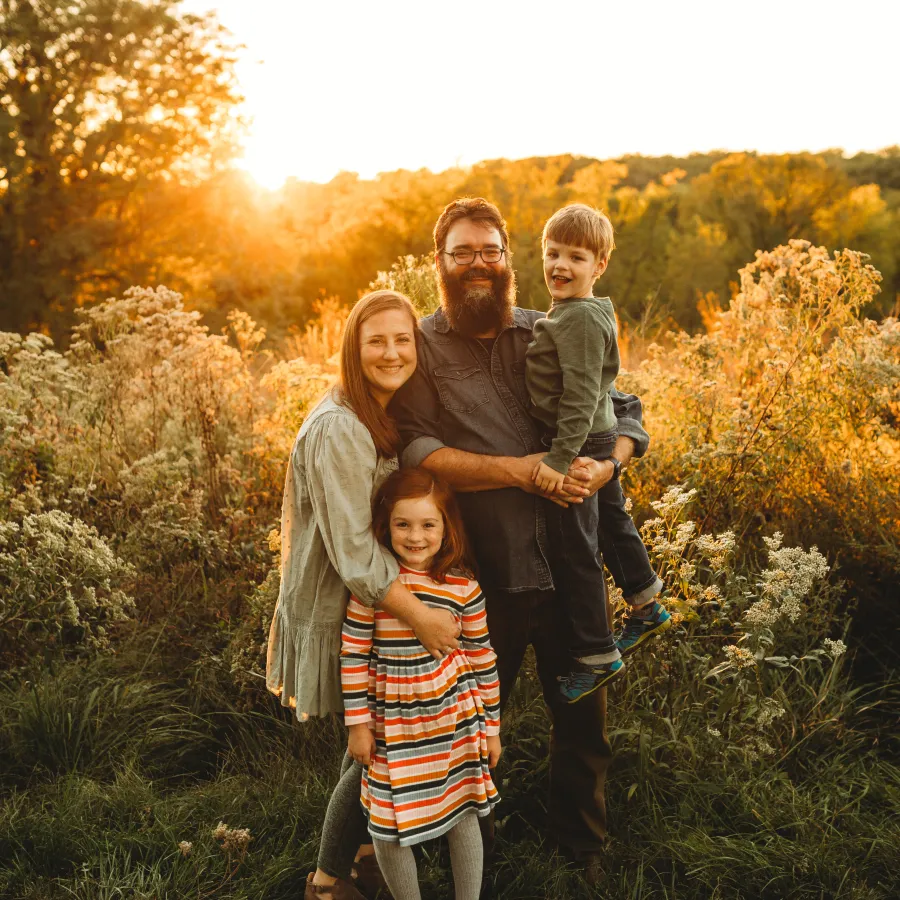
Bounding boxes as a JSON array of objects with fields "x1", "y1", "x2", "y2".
[{"x1": 389, "y1": 307, "x2": 650, "y2": 594}]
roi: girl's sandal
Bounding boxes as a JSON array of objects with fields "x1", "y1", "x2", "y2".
[
  {"x1": 304, "y1": 873, "x2": 367, "y2": 900},
  {"x1": 350, "y1": 855, "x2": 395, "y2": 900}
]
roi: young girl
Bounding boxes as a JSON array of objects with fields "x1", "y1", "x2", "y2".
[{"x1": 340, "y1": 468, "x2": 501, "y2": 900}]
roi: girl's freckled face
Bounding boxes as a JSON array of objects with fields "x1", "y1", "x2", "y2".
[{"x1": 389, "y1": 495, "x2": 444, "y2": 571}]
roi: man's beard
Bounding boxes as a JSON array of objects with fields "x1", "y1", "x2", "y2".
[{"x1": 438, "y1": 262, "x2": 516, "y2": 337}]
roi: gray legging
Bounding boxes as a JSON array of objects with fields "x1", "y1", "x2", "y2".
[{"x1": 317, "y1": 753, "x2": 369, "y2": 878}]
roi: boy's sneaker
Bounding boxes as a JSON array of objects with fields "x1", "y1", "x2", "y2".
[
  {"x1": 558, "y1": 658, "x2": 624, "y2": 704},
  {"x1": 615, "y1": 601, "x2": 672, "y2": 655}
]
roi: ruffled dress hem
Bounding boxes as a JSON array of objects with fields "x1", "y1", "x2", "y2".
[
  {"x1": 364, "y1": 797, "x2": 497, "y2": 847},
  {"x1": 266, "y1": 603, "x2": 344, "y2": 719}
]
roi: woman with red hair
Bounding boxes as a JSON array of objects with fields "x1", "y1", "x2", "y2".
[{"x1": 266, "y1": 291, "x2": 461, "y2": 900}]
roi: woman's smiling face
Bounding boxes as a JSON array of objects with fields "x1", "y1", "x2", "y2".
[{"x1": 358, "y1": 308, "x2": 417, "y2": 407}]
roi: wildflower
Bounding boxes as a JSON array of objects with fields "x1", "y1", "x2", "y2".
[
  {"x1": 624, "y1": 497, "x2": 633, "y2": 513},
  {"x1": 756, "y1": 698, "x2": 786, "y2": 728},
  {"x1": 178, "y1": 841, "x2": 193, "y2": 857},
  {"x1": 823, "y1": 638, "x2": 847, "y2": 658},
  {"x1": 650, "y1": 486, "x2": 698, "y2": 516},
  {"x1": 724, "y1": 644, "x2": 755, "y2": 669},
  {"x1": 750, "y1": 542, "x2": 830, "y2": 626},
  {"x1": 222, "y1": 827, "x2": 252, "y2": 853},
  {"x1": 703, "y1": 586, "x2": 722, "y2": 602},
  {"x1": 267, "y1": 529, "x2": 281, "y2": 553},
  {"x1": 707, "y1": 726, "x2": 722, "y2": 739},
  {"x1": 752, "y1": 737, "x2": 776, "y2": 757},
  {"x1": 212, "y1": 821, "x2": 228, "y2": 841}
]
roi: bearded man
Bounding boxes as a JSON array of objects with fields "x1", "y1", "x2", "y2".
[{"x1": 389, "y1": 198, "x2": 650, "y2": 890}]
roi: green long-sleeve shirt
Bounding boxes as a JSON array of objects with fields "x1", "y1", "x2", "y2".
[{"x1": 525, "y1": 296, "x2": 620, "y2": 474}]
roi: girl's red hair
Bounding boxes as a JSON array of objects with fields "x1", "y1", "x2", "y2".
[{"x1": 372, "y1": 468, "x2": 474, "y2": 583}]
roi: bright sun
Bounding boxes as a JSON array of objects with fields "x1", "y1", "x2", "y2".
[{"x1": 235, "y1": 122, "x2": 310, "y2": 190}]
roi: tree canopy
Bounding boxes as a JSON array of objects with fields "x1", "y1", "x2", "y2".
[{"x1": 0, "y1": 0, "x2": 243, "y2": 335}]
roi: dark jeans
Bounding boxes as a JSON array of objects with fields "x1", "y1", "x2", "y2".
[
  {"x1": 544, "y1": 429, "x2": 662, "y2": 658},
  {"x1": 480, "y1": 588, "x2": 613, "y2": 859},
  {"x1": 587, "y1": 434, "x2": 662, "y2": 604}
]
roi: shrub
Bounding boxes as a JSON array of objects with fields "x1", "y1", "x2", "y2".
[
  {"x1": 621, "y1": 241, "x2": 899, "y2": 601},
  {"x1": 0, "y1": 510, "x2": 134, "y2": 669}
]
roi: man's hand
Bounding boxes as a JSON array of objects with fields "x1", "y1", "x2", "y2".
[
  {"x1": 533, "y1": 460, "x2": 567, "y2": 495},
  {"x1": 410, "y1": 604, "x2": 461, "y2": 660},
  {"x1": 507, "y1": 453, "x2": 578, "y2": 507},
  {"x1": 565, "y1": 457, "x2": 616, "y2": 498},
  {"x1": 348, "y1": 723, "x2": 376, "y2": 766},
  {"x1": 486, "y1": 734, "x2": 502, "y2": 768}
]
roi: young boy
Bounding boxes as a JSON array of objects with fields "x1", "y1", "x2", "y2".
[{"x1": 525, "y1": 203, "x2": 670, "y2": 703}]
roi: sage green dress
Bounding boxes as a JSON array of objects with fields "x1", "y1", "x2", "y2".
[{"x1": 266, "y1": 390, "x2": 399, "y2": 719}]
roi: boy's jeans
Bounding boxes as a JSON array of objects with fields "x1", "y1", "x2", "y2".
[{"x1": 544, "y1": 428, "x2": 662, "y2": 660}]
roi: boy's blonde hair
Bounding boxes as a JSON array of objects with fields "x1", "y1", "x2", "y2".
[{"x1": 542, "y1": 204, "x2": 615, "y2": 262}]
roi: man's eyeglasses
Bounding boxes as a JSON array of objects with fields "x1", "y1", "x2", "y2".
[{"x1": 442, "y1": 247, "x2": 506, "y2": 266}]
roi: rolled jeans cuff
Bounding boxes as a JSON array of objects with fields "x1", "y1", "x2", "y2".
[{"x1": 626, "y1": 575, "x2": 664, "y2": 607}]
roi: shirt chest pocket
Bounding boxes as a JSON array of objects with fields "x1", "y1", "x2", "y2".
[{"x1": 433, "y1": 364, "x2": 489, "y2": 414}]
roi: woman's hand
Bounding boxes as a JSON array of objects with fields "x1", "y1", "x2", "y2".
[
  {"x1": 486, "y1": 734, "x2": 502, "y2": 768},
  {"x1": 348, "y1": 723, "x2": 376, "y2": 766},
  {"x1": 411, "y1": 604, "x2": 461, "y2": 660}
]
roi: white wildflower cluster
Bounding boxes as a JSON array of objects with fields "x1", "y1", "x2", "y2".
[
  {"x1": 642, "y1": 519, "x2": 697, "y2": 559},
  {"x1": 178, "y1": 841, "x2": 193, "y2": 857},
  {"x1": 744, "y1": 535, "x2": 830, "y2": 627},
  {"x1": 743, "y1": 736, "x2": 777, "y2": 761},
  {"x1": 702, "y1": 585, "x2": 723, "y2": 602},
  {"x1": 823, "y1": 638, "x2": 847, "y2": 659},
  {"x1": 695, "y1": 531, "x2": 736, "y2": 571},
  {"x1": 650, "y1": 486, "x2": 698, "y2": 516},
  {"x1": 723, "y1": 644, "x2": 756, "y2": 669},
  {"x1": 756, "y1": 698, "x2": 787, "y2": 729},
  {"x1": 212, "y1": 821, "x2": 252, "y2": 853},
  {"x1": 707, "y1": 726, "x2": 722, "y2": 739}
]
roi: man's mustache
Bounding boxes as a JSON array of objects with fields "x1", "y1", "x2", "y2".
[{"x1": 462, "y1": 267, "x2": 495, "y2": 282}]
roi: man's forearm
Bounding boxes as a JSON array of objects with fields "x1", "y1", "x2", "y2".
[
  {"x1": 419, "y1": 447, "x2": 524, "y2": 492},
  {"x1": 613, "y1": 435, "x2": 637, "y2": 468}
]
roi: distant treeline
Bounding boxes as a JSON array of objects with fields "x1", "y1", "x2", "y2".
[
  {"x1": 149, "y1": 148, "x2": 900, "y2": 336},
  {"x1": 7, "y1": 149, "x2": 900, "y2": 342}
]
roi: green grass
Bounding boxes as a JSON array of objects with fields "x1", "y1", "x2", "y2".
[{"x1": 1, "y1": 636, "x2": 898, "y2": 900}]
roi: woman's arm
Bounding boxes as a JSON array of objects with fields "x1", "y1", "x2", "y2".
[
  {"x1": 379, "y1": 579, "x2": 460, "y2": 659},
  {"x1": 304, "y1": 413, "x2": 459, "y2": 657}
]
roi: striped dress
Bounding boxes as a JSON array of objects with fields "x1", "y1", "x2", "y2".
[{"x1": 340, "y1": 568, "x2": 500, "y2": 846}]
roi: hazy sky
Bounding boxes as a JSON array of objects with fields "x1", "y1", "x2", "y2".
[{"x1": 183, "y1": 0, "x2": 899, "y2": 188}]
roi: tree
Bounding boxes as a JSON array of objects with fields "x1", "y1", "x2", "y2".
[{"x1": 0, "y1": 0, "x2": 243, "y2": 336}]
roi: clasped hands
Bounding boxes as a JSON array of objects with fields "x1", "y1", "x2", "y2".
[{"x1": 523, "y1": 452, "x2": 615, "y2": 507}]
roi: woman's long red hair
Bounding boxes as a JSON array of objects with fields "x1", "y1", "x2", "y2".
[{"x1": 372, "y1": 468, "x2": 474, "y2": 583}]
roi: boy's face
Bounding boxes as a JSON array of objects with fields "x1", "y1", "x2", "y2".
[{"x1": 543, "y1": 239, "x2": 608, "y2": 301}]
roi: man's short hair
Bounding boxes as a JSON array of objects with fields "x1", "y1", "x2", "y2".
[
  {"x1": 434, "y1": 197, "x2": 510, "y2": 254},
  {"x1": 542, "y1": 204, "x2": 615, "y2": 261}
]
